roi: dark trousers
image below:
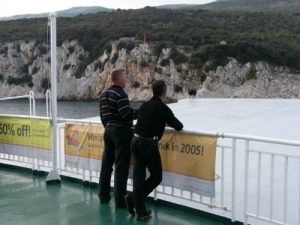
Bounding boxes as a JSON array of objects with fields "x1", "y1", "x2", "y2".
[
  {"x1": 99, "y1": 126, "x2": 133, "y2": 204},
  {"x1": 131, "y1": 136, "x2": 162, "y2": 215}
]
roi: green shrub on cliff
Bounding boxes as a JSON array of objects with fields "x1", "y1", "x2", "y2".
[{"x1": 0, "y1": 7, "x2": 300, "y2": 70}]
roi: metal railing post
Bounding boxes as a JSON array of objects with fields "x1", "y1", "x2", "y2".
[
  {"x1": 231, "y1": 139, "x2": 236, "y2": 222},
  {"x1": 283, "y1": 157, "x2": 288, "y2": 224},
  {"x1": 46, "y1": 89, "x2": 51, "y2": 117},
  {"x1": 46, "y1": 12, "x2": 61, "y2": 183},
  {"x1": 243, "y1": 140, "x2": 249, "y2": 225},
  {"x1": 257, "y1": 152, "x2": 261, "y2": 216},
  {"x1": 29, "y1": 91, "x2": 36, "y2": 116},
  {"x1": 220, "y1": 147, "x2": 225, "y2": 207},
  {"x1": 270, "y1": 154, "x2": 274, "y2": 220}
]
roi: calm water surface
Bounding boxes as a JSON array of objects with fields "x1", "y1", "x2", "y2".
[{"x1": 0, "y1": 99, "x2": 141, "y2": 119}]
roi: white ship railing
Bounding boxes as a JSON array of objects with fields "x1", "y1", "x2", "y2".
[
  {"x1": 45, "y1": 89, "x2": 51, "y2": 117},
  {"x1": 0, "y1": 113, "x2": 299, "y2": 225},
  {"x1": 0, "y1": 91, "x2": 36, "y2": 116}
]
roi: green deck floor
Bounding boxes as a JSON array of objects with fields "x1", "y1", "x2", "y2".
[{"x1": 0, "y1": 164, "x2": 235, "y2": 225}]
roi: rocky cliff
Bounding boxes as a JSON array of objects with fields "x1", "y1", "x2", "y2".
[{"x1": 0, "y1": 40, "x2": 299, "y2": 100}]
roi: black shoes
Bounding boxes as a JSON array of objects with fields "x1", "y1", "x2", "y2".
[
  {"x1": 124, "y1": 194, "x2": 135, "y2": 216},
  {"x1": 136, "y1": 209, "x2": 152, "y2": 221},
  {"x1": 124, "y1": 194, "x2": 152, "y2": 220},
  {"x1": 100, "y1": 193, "x2": 152, "y2": 221}
]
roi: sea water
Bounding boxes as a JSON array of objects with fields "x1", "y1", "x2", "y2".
[{"x1": 0, "y1": 99, "x2": 141, "y2": 119}]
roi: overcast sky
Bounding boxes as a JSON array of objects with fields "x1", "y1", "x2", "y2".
[{"x1": 0, "y1": 0, "x2": 215, "y2": 17}]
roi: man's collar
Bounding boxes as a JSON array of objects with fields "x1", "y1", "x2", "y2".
[
  {"x1": 151, "y1": 95, "x2": 163, "y2": 102},
  {"x1": 111, "y1": 84, "x2": 122, "y2": 88}
]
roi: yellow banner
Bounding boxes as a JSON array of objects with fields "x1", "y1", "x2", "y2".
[
  {"x1": 0, "y1": 117, "x2": 52, "y2": 150},
  {"x1": 64, "y1": 124, "x2": 104, "y2": 160},
  {"x1": 159, "y1": 132, "x2": 217, "y2": 181},
  {"x1": 64, "y1": 124, "x2": 217, "y2": 181}
]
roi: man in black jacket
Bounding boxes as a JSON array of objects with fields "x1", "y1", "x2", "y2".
[
  {"x1": 125, "y1": 80, "x2": 183, "y2": 220},
  {"x1": 98, "y1": 69, "x2": 138, "y2": 207}
]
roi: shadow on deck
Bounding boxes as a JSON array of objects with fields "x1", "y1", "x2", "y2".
[{"x1": 0, "y1": 164, "x2": 238, "y2": 225}]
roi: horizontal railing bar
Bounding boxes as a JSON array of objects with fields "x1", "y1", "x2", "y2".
[
  {"x1": 217, "y1": 145, "x2": 233, "y2": 149},
  {"x1": 0, "y1": 114, "x2": 49, "y2": 120},
  {"x1": 247, "y1": 213, "x2": 286, "y2": 225},
  {"x1": 167, "y1": 129, "x2": 220, "y2": 137},
  {"x1": 0, "y1": 95, "x2": 30, "y2": 101},
  {"x1": 165, "y1": 128, "x2": 300, "y2": 147},
  {"x1": 57, "y1": 118, "x2": 102, "y2": 124},
  {"x1": 224, "y1": 132, "x2": 300, "y2": 147},
  {"x1": 249, "y1": 149, "x2": 300, "y2": 159},
  {"x1": 155, "y1": 191, "x2": 229, "y2": 211}
]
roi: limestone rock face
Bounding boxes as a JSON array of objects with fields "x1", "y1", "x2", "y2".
[
  {"x1": 57, "y1": 40, "x2": 87, "y2": 79},
  {"x1": 197, "y1": 60, "x2": 300, "y2": 98},
  {"x1": 217, "y1": 59, "x2": 252, "y2": 87},
  {"x1": 0, "y1": 39, "x2": 300, "y2": 100}
]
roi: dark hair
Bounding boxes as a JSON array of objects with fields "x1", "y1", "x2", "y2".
[
  {"x1": 152, "y1": 80, "x2": 167, "y2": 97},
  {"x1": 111, "y1": 69, "x2": 125, "y2": 82}
]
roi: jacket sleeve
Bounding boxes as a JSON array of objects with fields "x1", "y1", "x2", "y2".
[
  {"x1": 98, "y1": 94, "x2": 106, "y2": 126},
  {"x1": 164, "y1": 105, "x2": 183, "y2": 131},
  {"x1": 117, "y1": 91, "x2": 136, "y2": 121}
]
